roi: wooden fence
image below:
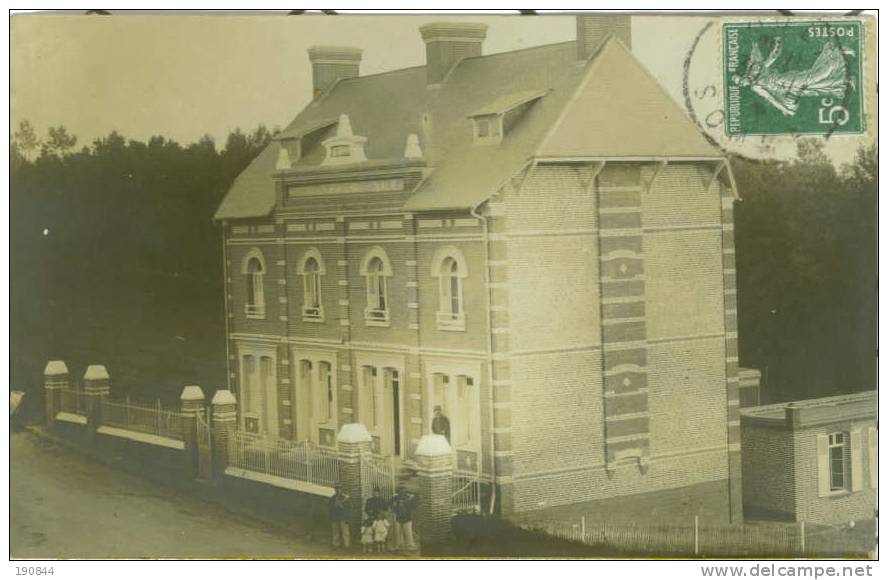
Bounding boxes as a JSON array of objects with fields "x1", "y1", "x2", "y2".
[{"x1": 521, "y1": 516, "x2": 874, "y2": 558}]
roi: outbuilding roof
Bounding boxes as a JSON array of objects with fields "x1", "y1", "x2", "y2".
[{"x1": 215, "y1": 36, "x2": 721, "y2": 221}]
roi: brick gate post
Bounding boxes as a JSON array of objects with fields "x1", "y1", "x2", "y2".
[
  {"x1": 83, "y1": 365, "x2": 110, "y2": 441},
  {"x1": 415, "y1": 434, "x2": 454, "y2": 548},
  {"x1": 211, "y1": 389, "x2": 238, "y2": 478},
  {"x1": 180, "y1": 385, "x2": 206, "y2": 478},
  {"x1": 337, "y1": 423, "x2": 373, "y2": 542},
  {"x1": 43, "y1": 360, "x2": 69, "y2": 428}
]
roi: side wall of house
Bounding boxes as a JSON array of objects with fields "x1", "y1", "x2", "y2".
[{"x1": 504, "y1": 162, "x2": 731, "y2": 514}]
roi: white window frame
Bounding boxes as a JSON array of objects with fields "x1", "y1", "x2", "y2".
[
  {"x1": 236, "y1": 342, "x2": 278, "y2": 437},
  {"x1": 241, "y1": 248, "x2": 266, "y2": 319},
  {"x1": 828, "y1": 432, "x2": 849, "y2": 493},
  {"x1": 356, "y1": 352, "x2": 407, "y2": 458},
  {"x1": 424, "y1": 358, "x2": 482, "y2": 456},
  {"x1": 472, "y1": 114, "x2": 503, "y2": 146},
  {"x1": 431, "y1": 246, "x2": 468, "y2": 331},
  {"x1": 291, "y1": 348, "x2": 338, "y2": 446},
  {"x1": 360, "y1": 247, "x2": 393, "y2": 327},
  {"x1": 297, "y1": 248, "x2": 326, "y2": 322}
]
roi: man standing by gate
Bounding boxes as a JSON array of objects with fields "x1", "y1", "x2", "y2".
[
  {"x1": 391, "y1": 485, "x2": 418, "y2": 552},
  {"x1": 431, "y1": 405, "x2": 451, "y2": 443}
]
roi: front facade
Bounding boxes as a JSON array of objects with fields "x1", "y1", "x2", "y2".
[
  {"x1": 740, "y1": 391, "x2": 877, "y2": 525},
  {"x1": 215, "y1": 15, "x2": 752, "y2": 517}
]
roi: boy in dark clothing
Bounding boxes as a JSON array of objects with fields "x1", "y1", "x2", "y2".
[
  {"x1": 390, "y1": 486, "x2": 418, "y2": 550},
  {"x1": 364, "y1": 486, "x2": 389, "y2": 519},
  {"x1": 329, "y1": 485, "x2": 352, "y2": 549}
]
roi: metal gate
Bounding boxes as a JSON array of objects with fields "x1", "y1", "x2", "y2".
[
  {"x1": 196, "y1": 408, "x2": 212, "y2": 479},
  {"x1": 361, "y1": 454, "x2": 397, "y2": 501}
]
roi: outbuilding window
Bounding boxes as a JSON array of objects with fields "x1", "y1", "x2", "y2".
[{"x1": 828, "y1": 432, "x2": 848, "y2": 492}]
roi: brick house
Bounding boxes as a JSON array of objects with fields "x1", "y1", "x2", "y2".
[
  {"x1": 740, "y1": 391, "x2": 877, "y2": 525},
  {"x1": 213, "y1": 15, "x2": 753, "y2": 518}
]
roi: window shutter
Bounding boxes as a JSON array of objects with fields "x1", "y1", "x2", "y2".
[
  {"x1": 817, "y1": 433, "x2": 830, "y2": 497},
  {"x1": 868, "y1": 426, "x2": 877, "y2": 489},
  {"x1": 850, "y1": 429, "x2": 863, "y2": 492}
]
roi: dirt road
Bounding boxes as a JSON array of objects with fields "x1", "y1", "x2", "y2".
[{"x1": 11, "y1": 430, "x2": 331, "y2": 559}]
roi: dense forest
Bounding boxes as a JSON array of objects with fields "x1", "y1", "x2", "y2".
[
  {"x1": 11, "y1": 122, "x2": 275, "y2": 408},
  {"x1": 9, "y1": 121, "x2": 876, "y2": 413}
]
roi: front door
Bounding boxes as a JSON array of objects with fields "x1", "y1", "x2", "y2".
[{"x1": 360, "y1": 365, "x2": 404, "y2": 457}]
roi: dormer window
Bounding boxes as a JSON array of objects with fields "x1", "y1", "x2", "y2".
[
  {"x1": 473, "y1": 115, "x2": 502, "y2": 145},
  {"x1": 331, "y1": 145, "x2": 350, "y2": 158},
  {"x1": 321, "y1": 113, "x2": 367, "y2": 166},
  {"x1": 469, "y1": 89, "x2": 547, "y2": 146}
]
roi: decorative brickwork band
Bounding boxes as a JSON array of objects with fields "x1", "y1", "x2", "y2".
[
  {"x1": 718, "y1": 172, "x2": 744, "y2": 522},
  {"x1": 596, "y1": 165, "x2": 651, "y2": 475},
  {"x1": 43, "y1": 360, "x2": 69, "y2": 428}
]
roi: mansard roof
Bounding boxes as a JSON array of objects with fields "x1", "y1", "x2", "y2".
[{"x1": 215, "y1": 36, "x2": 721, "y2": 221}]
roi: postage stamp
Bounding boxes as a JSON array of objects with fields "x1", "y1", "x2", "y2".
[{"x1": 722, "y1": 20, "x2": 864, "y2": 136}]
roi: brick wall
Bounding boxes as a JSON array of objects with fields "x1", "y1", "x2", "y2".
[
  {"x1": 740, "y1": 422, "x2": 796, "y2": 518},
  {"x1": 505, "y1": 162, "x2": 732, "y2": 514}
]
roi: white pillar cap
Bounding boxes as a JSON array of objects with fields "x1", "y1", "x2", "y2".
[
  {"x1": 415, "y1": 434, "x2": 452, "y2": 457},
  {"x1": 180, "y1": 385, "x2": 206, "y2": 401},
  {"x1": 83, "y1": 365, "x2": 109, "y2": 380},
  {"x1": 337, "y1": 423, "x2": 372, "y2": 444},
  {"x1": 211, "y1": 389, "x2": 237, "y2": 405},
  {"x1": 44, "y1": 360, "x2": 69, "y2": 376}
]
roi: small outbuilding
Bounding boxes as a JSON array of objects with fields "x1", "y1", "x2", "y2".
[{"x1": 740, "y1": 391, "x2": 877, "y2": 524}]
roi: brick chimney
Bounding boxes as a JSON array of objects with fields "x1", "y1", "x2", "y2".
[
  {"x1": 307, "y1": 46, "x2": 363, "y2": 98},
  {"x1": 576, "y1": 13, "x2": 631, "y2": 61},
  {"x1": 419, "y1": 22, "x2": 488, "y2": 85}
]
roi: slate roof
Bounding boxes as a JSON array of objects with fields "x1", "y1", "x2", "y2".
[{"x1": 215, "y1": 37, "x2": 721, "y2": 221}]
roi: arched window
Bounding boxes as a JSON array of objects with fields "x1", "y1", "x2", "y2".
[
  {"x1": 298, "y1": 249, "x2": 326, "y2": 321},
  {"x1": 360, "y1": 247, "x2": 393, "y2": 326},
  {"x1": 241, "y1": 249, "x2": 266, "y2": 318},
  {"x1": 431, "y1": 246, "x2": 468, "y2": 330}
]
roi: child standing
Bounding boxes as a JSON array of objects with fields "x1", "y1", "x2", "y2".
[
  {"x1": 372, "y1": 512, "x2": 390, "y2": 553},
  {"x1": 360, "y1": 516, "x2": 375, "y2": 554}
]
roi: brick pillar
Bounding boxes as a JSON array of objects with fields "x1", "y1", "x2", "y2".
[
  {"x1": 415, "y1": 434, "x2": 454, "y2": 548},
  {"x1": 83, "y1": 365, "x2": 110, "y2": 441},
  {"x1": 180, "y1": 385, "x2": 206, "y2": 478},
  {"x1": 43, "y1": 360, "x2": 69, "y2": 428},
  {"x1": 337, "y1": 423, "x2": 372, "y2": 540},
  {"x1": 211, "y1": 389, "x2": 237, "y2": 478}
]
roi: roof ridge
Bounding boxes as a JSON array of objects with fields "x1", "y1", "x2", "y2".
[{"x1": 335, "y1": 39, "x2": 575, "y2": 87}]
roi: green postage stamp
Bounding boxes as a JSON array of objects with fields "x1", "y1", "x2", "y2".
[{"x1": 723, "y1": 20, "x2": 863, "y2": 135}]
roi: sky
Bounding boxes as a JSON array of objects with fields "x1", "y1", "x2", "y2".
[{"x1": 10, "y1": 13, "x2": 872, "y2": 164}]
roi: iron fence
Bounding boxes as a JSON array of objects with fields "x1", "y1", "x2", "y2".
[
  {"x1": 100, "y1": 398, "x2": 185, "y2": 440},
  {"x1": 228, "y1": 431, "x2": 340, "y2": 489}
]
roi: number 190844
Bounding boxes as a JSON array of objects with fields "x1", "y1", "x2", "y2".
[{"x1": 15, "y1": 567, "x2": 54, "y2": 576}]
